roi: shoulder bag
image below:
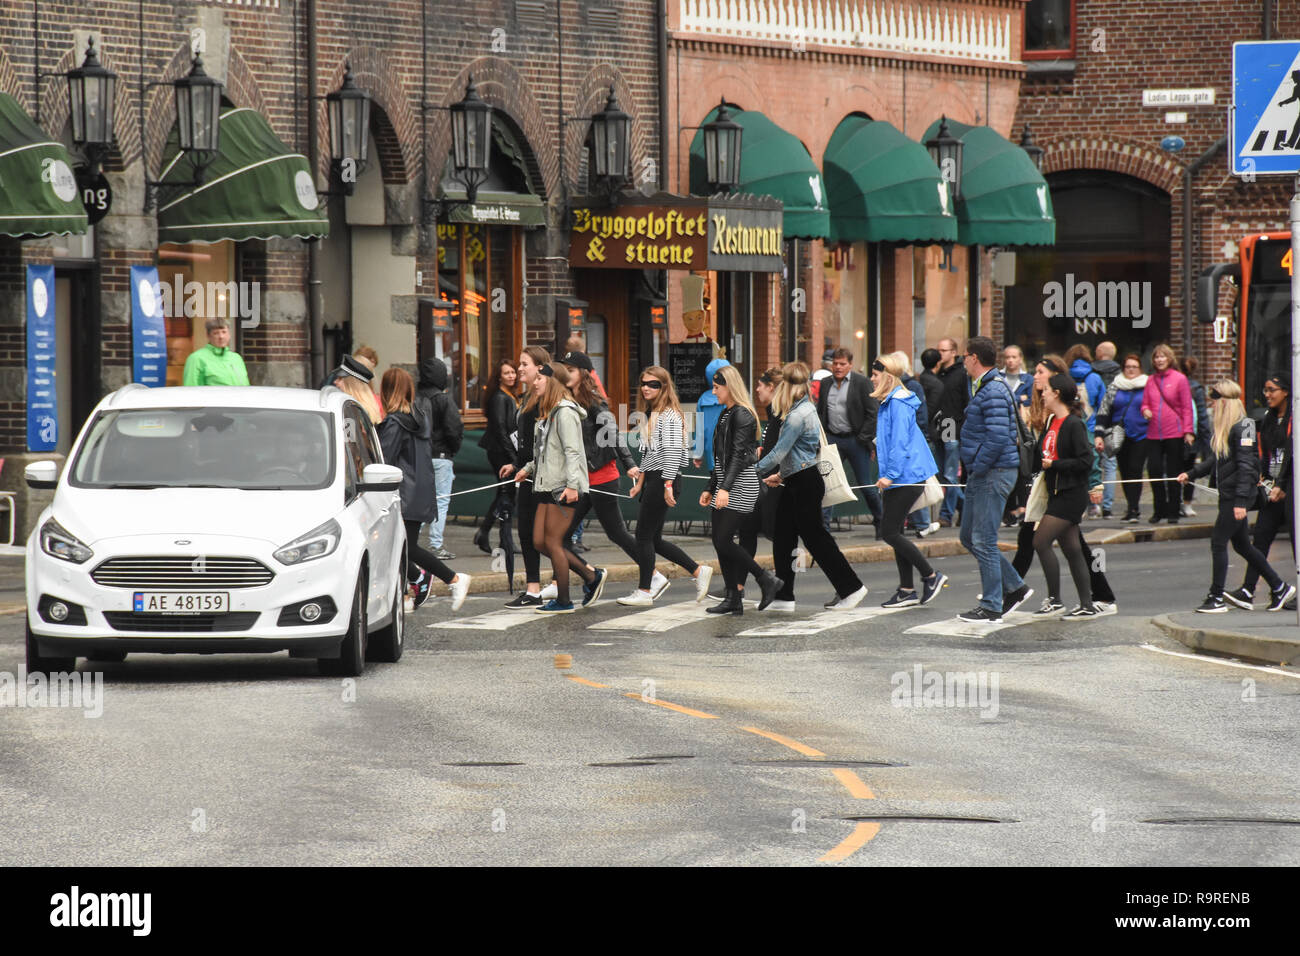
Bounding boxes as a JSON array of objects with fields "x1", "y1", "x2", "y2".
[{"x1": 815, "y1": 417, "x2": 857, "y2": 507}]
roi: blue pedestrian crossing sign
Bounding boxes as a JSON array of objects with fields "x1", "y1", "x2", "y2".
[{"x1": 1233, "y1": 40, "x2": 1300, "y2": 176}]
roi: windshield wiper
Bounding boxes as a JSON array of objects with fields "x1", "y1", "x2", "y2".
[{"x1": 104, "y1": 483, "x2": 163, "y2": 489}]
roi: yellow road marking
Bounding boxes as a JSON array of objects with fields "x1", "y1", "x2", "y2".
[
  {"x1": 831, "y1": 768, "x2": 875, "y2": 800},
  {"x1": 740, "y1": 726, "x2": 825, "y2": 757},
  {"x1": 623, "y1": 693, "x2": 718, "y2": 719},
  {"x1": 820, "y1": 822, "x2": 880, "y2": 863},
  {"x1": 566, "y1": 675, "x2": 609, "y2": 688},
  {"x1": 0, "y1": 605, "x2": 26, "y2": 616}
]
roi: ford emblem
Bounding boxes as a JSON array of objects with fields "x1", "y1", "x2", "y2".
[{"x1": 174, "y1": 539, "x2": 191, "y2": 546}]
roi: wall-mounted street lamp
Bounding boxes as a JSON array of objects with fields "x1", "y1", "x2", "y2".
[
  {"x1": 926, "y1": 115, "x2": 964, "y2": 202},
  {"x1": 325, "y1": 63, "x2": 371, "y2": 197},
  {"x1": 143, "y1": 52, "x2": 224, "y2": 211},
  {"x1": 423, "y1": 77, "x2": 494, "y2": 223},
  {"x1": 1019, "y1": 124, "x2": 1044, "y2": 171},
  {"x1": 589, "y1": 85, "x2": 630, "y2": 186},
  {"x1": 702, "y1": 99, "x2": 742, "y2": 193},
  {"x1": 65, "y1": 37, "x2": 117, "y2": 175}
]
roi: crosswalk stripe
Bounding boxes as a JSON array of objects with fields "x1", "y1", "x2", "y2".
[
  {"x1": 737, "y1": 605, "x2": 907, "y2": 637},
  {"x1": 588, "y1": 602, "x2": 715, "y2": 631},
  {"x1": 433, "y1": 609, "x2": 541, "y2": 630},
  {"x1": 903, "y1": 610, "x2": 1035, "y2": 637}
]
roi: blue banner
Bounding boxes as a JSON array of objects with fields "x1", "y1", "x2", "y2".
[
  {"x1": 131, "y1": 265, "x2": 167, "y2": 387},
  {"x1": 25, "y1": 264, "x2": 57, "y2": 452}
]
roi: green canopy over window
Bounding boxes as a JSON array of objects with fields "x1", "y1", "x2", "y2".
[
  {"x1": 919, "y1": 118, "x2": 1055, "y2": 247},
  {"x1": 438, "y1": 120, "x2": 545, "y2": 226},
  {"x1": 689, "y1": 106, "x2": 827, "y2": 240},
  {"x1": 0, "y1": 92, "x2": 88, "y2": 238},
  {"x1": 157, "y1": 107, "x2": 328, "y2": 244},
  {"x1": 823, "y1": 116, "x2": 956, "y2": 245}
]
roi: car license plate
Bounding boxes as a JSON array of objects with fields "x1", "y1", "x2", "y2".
[{"x1": 133, "y1": 592, "x2": 229, "y2": 614}]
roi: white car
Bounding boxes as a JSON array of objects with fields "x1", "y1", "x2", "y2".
[{"x1": 24, "y1": 385, "x2": 407, "y2": 676}]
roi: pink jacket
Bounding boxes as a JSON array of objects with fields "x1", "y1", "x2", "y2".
[{"x1": 1140, "y1": 368, "x2": 1193, "y2": 440}]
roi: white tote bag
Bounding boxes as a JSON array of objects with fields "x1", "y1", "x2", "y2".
[
  {"x1": 913, "y1": 474, "x2": 945, "y2": 512},
  {"x1": 816, "y1": 420, "x2": 857, "y2": 508},
  {"x1": 1024, "y1": 472, "x2": 1048, "y2": 524}
]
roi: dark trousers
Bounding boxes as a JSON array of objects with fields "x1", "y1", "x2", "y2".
[
  {"x1": 1012, "y1": 520, "x2": 1116, "y2": 603},
  {"x1": 516, "y1": 484, "x2": 542, "y2": 585},
  {"x1": 635, "y1": 472, "x2": 699, "y2": 590},
  {"x1": 568, "y1": 478, "x2": 638, "y2": 563},
  {"x1": 1211, "y1": 502, "x2": 1282, "y2": 597},
  {"x1": 773, "y1": 467, "x2": 863, "y2": 600},
  {"x1": 824, "y1": 433, "x2": 882, "y2": 522},
  {"x1": 1146, "y1": 436, "x2": 1185, "y2": 520},
  {"x1": 712, "y1": 509, "x2": 765, "y2": 592},
  {"x1": 881, "y1": 485, "x2": 934, "y2": 589},
  {"x1": 1243, "y1": 497, "x2": 1296, "y2": 593},
  {"x1": 404, "y1": 519, "x2": 453, "y2": 584},
  {"x1": 1117, "y1": 437, "x2": 1146, "y2": 515}
]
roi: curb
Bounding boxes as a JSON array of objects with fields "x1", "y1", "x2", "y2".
[
  {"x1": 1088, "y1": 521, "x2": 1213, "y2": 546},
  {"x1": 1152, "y1": 613, "x2": 1300, "y2": 666}
]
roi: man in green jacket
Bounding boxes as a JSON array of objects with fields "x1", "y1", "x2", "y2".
[{"x1": 183, "y1": 318, "x2": 249, "y2": 386}]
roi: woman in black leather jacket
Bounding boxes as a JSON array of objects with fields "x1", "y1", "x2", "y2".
[
  {"x1": 699, "y1": 366, "x2": 782, "y2": 615},
  {"x1": 474, "y1": 359, "x2": 520, "y2": 554},
  {"x1": 1230, "y1": 372, "x2": 1295, "y2": 609},
  {"x1": 1180, "y1": 380, "x2": 1296, "y2": 613}
]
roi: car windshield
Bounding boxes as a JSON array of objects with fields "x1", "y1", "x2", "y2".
[{"x1": 69, "y1": 407, "x2": 336, "y2": 490}]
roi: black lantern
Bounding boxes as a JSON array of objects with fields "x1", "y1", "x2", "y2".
[
  {"x1": 590, "y1": 85, "x2": 630, "y2": 183},
  {"x1": 926, "y1": 115, "x2": 964, "y2": 201},
  {"x1": 1019, "y1": 123, "x2": 1044, "y2": 171},
  {"x1": 702, "y1": 98, "x2": 743, "y2": 193},
  {"x1": 449, "y1": 76, "x2": 492, "y2": 203},
  {"x1": 66, "y1": 37, "x2": 116, "y2": 171},
  {"x1": 172, "y1": 52, "x2": 223, "y2": 161},
  {"x1": 326, "y1": 63, "x2": 371, "y2": 194}
]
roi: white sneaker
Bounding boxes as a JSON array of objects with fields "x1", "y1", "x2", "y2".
[
  {"x1": 1092, "y1": 602, "x2": 1118, "y2": 617},
  {"x1": 830, "y1": 585, "x2": 868, "y2": 610},
  {"x1": 1180, "y1": 503, "x2": 1196, "y2": 517},
  {"x1": 650, "y1": 571, "x2": 671, "y2": 599},
  {"x1": 694, "y1": 565, "x2": 714, "y2": 603},
  {"x1": 449, "y1": 574, "x2": 471, "y2": 612},
  {"x1": 540, "y1": 582, "x2": 559, "y2": 601},
  {"x1": 767, "y1": 599, "x2": 797, "y2": 612},
  {"x1": 617, "y1": 589, "x2": 654, "y2": 607},
  {"x1": 918, "y1": 522, "x2": 941, "y2": 538}
]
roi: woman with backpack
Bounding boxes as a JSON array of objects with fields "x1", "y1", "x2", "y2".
[
  {"x1": 1141, "y1": 344, "x2": 1195, "y2": 525},
  {"x1": 1095, "y1": 354, "x2": 1149, "y2": 524},
  {"x1": 1178, "y1": 380, "x2": 1297, "y2": 613}
]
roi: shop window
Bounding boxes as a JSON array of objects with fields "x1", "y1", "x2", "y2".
[
  {"x1": 914, "y1": 245, "x2": 970, "y2": 353},
  {"x1": 1024, "y1": 0, "x2": 1075, "y2": 58},
  {"x1": 157, "y1": 241, "x2": 238, "y2": 385},
  {"x1": 822, "y1": 242, "x2": 871, "y2": 367}
]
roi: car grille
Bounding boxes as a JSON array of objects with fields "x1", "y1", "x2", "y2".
[
  {"x1": 91, "y1": 557, "x2": 274, "y2": 589},
  {"x1": 103, "y1": 612, "x2": 261, "y2": 633}
]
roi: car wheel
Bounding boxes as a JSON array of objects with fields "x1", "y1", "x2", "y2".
[
  {"x1": 319, "y1": 572, "x2": 367, "y2": 677},
  {"x1": 367, "y1": 561, "x2": 405, "y2": 664},
  {"x1": 26, "y1": 619, "x2": 75, "y2": 675},
  {"x1": 86, "y1": 650, "x2": 128, "y2": 663}
]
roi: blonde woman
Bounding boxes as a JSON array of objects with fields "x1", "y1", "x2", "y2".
[
  {"x1": 335, "y1": 370, "x2": 383, "y2": 424},
  {"x1": 618, "y1": 365, "x2": 712, "y2": 606},
  {"x1": 1179, "y1": 381, "x2": 1296, "y2": 613},
  {"x1": 871, "y1": 355, "x2": 946, "y2": 608}
]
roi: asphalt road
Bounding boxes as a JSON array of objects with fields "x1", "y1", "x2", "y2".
[{"x1": 2, "y1": 539, "x2": 1298, "y2": 866}]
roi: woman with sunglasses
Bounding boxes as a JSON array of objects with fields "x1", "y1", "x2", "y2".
[
  {"x1": 699, "y1": 365, "x2": 783, "y2": 615},
  {"x1": 1178, "y1": 380, "x2": 1295, "y2": 613},
  {"x1": 617, "y1": 367, "x2": 712, "y2": 606}
]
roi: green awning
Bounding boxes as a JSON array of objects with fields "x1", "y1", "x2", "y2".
[
  {"x1": 157, "y1": 107, "x2": 328, "y2": 244},
  {"x1": 0, "y1": 92, "x2": 88, "y2": 238},
  {"x1": 823, "y1": 116, "x2": 956, "y2": 245},
  {"x1": 689, "y1": 107, "x2": 828, "y2": 240},
  {"x1": 919, "y1": 119, "x2": 1055, "y2": 247}
]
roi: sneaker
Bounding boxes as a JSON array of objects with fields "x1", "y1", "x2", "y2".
[
  {"x1": 882, "y1": 588, "x2": 920, "y2": 608},
  {"x1": 1125, "y1": 512, "x2": 1140, "y2": 524},
  {"x1": 823, "y1": 595, "x2": 840, "y2": 609},
  {"x1": 1002, "y1": 585, "x2": 1033, "y2": 615},
  {"x1": 617, "y1": 589, "x2": 654, "y2": 607},
  {"x1": 449, "y1": 574, "x2": 471, "y2": 612},
  {"x1": 1180, "y1": 503, "x2": 1197, "y2": 518},
  {"x1": 1086, "y1": 504, "x2": 1101, "y2": 519},
  {"x1": 1061, "y1": 605, "x2": 1100, "y2": 621},
  {"x1": 1224, "y1": 587, "x2": 1255, "y2": 611},
  {"x1": 918, "y1": 521, "x2": 941, "y2": 538},
  {"x1": 938, "y1": 517, "x2": 953, "y2": 528},
  {"x1": 693, "y1": 565, "x2": 714, "y2": 603},
  {"x1": 1102, "y1": 509, "x2": 1113, "y2": 518},
  {"x1": 650, "y1": 570, "x2": 671, "y2": 599},
  {"x1": 830, "y1": 585, "x2": 869, "y2": 610},
  {"x1": 412, "y1": 570, "x2": 433, "y2": 610},
  {"x1": 1091, "y1": 601, "x2": 1118, "y2": 617},
  {"x1": 1148, "y1": 515, "x2": 1163, "y2": 525},
  {"x1": 434, "y1": 546, "x2": 456, "y2": 561},
  {"x1": 535, "y1": 599, "x2": 575, "y2": 614},
  {"x1": 403, "y1": 596, "x2": 416, "y2": 614},
  {"x1": 1034, "y1": 597, "x2": 1066, "y2": 617},
  {"x1": 504, "y1": 592, "x2": 543, "y2": 610},
  {"x1": 540, "y1": 582, "x2": 559, "y2": 601},
  {"x1": 767, "y1": 599, "x2": 797, "y2": 612},
  {"x1": 1196, "y1": 594, "x2": 1228, "y2": 614},
  {"x1": 1267, "y1": 583, "x2": 1297, "y2": 612},
  {"x1": 920, "y1": 571, "x2": 948, "y2": 606},
  {"x1": 958, "y1": 606, "x2": 1003, "y2": 623},
  {"x1": 582, "y1": 567, "x2": 608, "y2": 608}
]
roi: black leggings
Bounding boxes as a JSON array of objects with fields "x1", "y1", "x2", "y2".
[
  {"x1": 1117, "y1": 438, "x2": 1146, "y2": 515},
  {"x1": 711, "y1": 508, "x2": 765, "y2": 592},
  {"x1": 516, "y1": 484, "x2": 541, "y2": 585},
  {"x1": 1033, "y1": 514, "x2": 1092, "y2": 608},
  {"x1": 1147, "y1": 437, "x2": 1185, "y2": 520},
  {"x1": 568, "y1": 478, "x2": 638, "y2": 563},
  {"x1": 1013, "y1": 519, "x2": 1115, "y2": 603},
  {"x1": 882, "y1": 485, "x2": 934, "y2": 589},
  {"x1": 1244, "y1": 497, "x2": 1296, "y2": 593},
  {"x1": 635, "y1": 472, "x2": 699, "y2": 590},
  {"x1": 405, "y1": 519, "x2": 453, "y2": 585},
  {"x1": 1212, "y1": 503, "x2": 1282, "y2": 597},
  {"x1": 772, "y1": 467, "x2": 863, "y2": 600},
  {"x1": 534, "y1": 500, "x2": 593, "y2": 604}
]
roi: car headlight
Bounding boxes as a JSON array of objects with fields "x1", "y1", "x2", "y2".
[
  {"x1": 40, "y1": 518, "x2": 94, "y2": 564},
  {"x1": 273, "y1": 518, "x2": 342, "y2": 566}
]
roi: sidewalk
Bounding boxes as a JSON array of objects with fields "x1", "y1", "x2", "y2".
[{"x1": 1153, "y1": 611, "x2": 1300, "y2": 666}]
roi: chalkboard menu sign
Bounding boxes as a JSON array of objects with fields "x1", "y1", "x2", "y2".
[{"x1": 669, "y1": 342, "x2": 714, "y2": 402}]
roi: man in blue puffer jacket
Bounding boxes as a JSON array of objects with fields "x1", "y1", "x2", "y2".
[{"x1": 957, "y1": 337, "x2": 1031, "y2": 623}]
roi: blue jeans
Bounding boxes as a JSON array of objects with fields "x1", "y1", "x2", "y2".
[
  {"x1": 960, "y1": 467, "x2": 1024, "y2": 613},
  {"x1": 822, "y1": 433, "x2": 882, "y2": 526},
  {"x1": 940, "y1": 439, "x2": 964, "y2": 521},
  {"x1": 425, "y1": 457, "x2": 454, "y2": 549},
  {"x1": 1100, "y1": 450, "x2": 1117, "y2": 512}
]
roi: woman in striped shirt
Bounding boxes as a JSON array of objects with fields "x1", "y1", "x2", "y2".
[{"x1": 617, "y1": 366, "x2": 713, "y2": 606}]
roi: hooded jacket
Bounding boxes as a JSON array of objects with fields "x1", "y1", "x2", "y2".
[
  {"x1": 416, "y1": 358, "x2": 464, "y2": 458},
  {"x1": 1141, "y1": 367, "x2": 1194, "y2": 441},
  {"x1": 377, "y1": 404, "x2": 437, "y2": 524},
  {"x1": 1096, "y1": 373, "x2": 1149, "y2": 443},
  {"x1": 1068, "y1": 359, "x2": 1105, "y2": 430},
  {"x1": 876, "y1": 386, "x2": 938, "y2": 486},
  {"x1": 1091, "y1": 358, "x2": 1121, "y2": 390},
  {"x1": 520, "y1": 399, "x2": 589, "y2": 495},
  {"x1": 692, "y1": 358, "x2": 732, "y2": 464}
]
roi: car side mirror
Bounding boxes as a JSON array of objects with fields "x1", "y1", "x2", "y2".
[
  {"x1": 25, "y1": 460, "x2": 58, "y2": 490},
  {"x1": 358, "y1": 463, "x2": 402, "y2": 493}
]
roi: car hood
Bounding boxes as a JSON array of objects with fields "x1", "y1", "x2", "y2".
[{"x1": 51, "y1": 488, "x2": 341, "y2": 547}]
